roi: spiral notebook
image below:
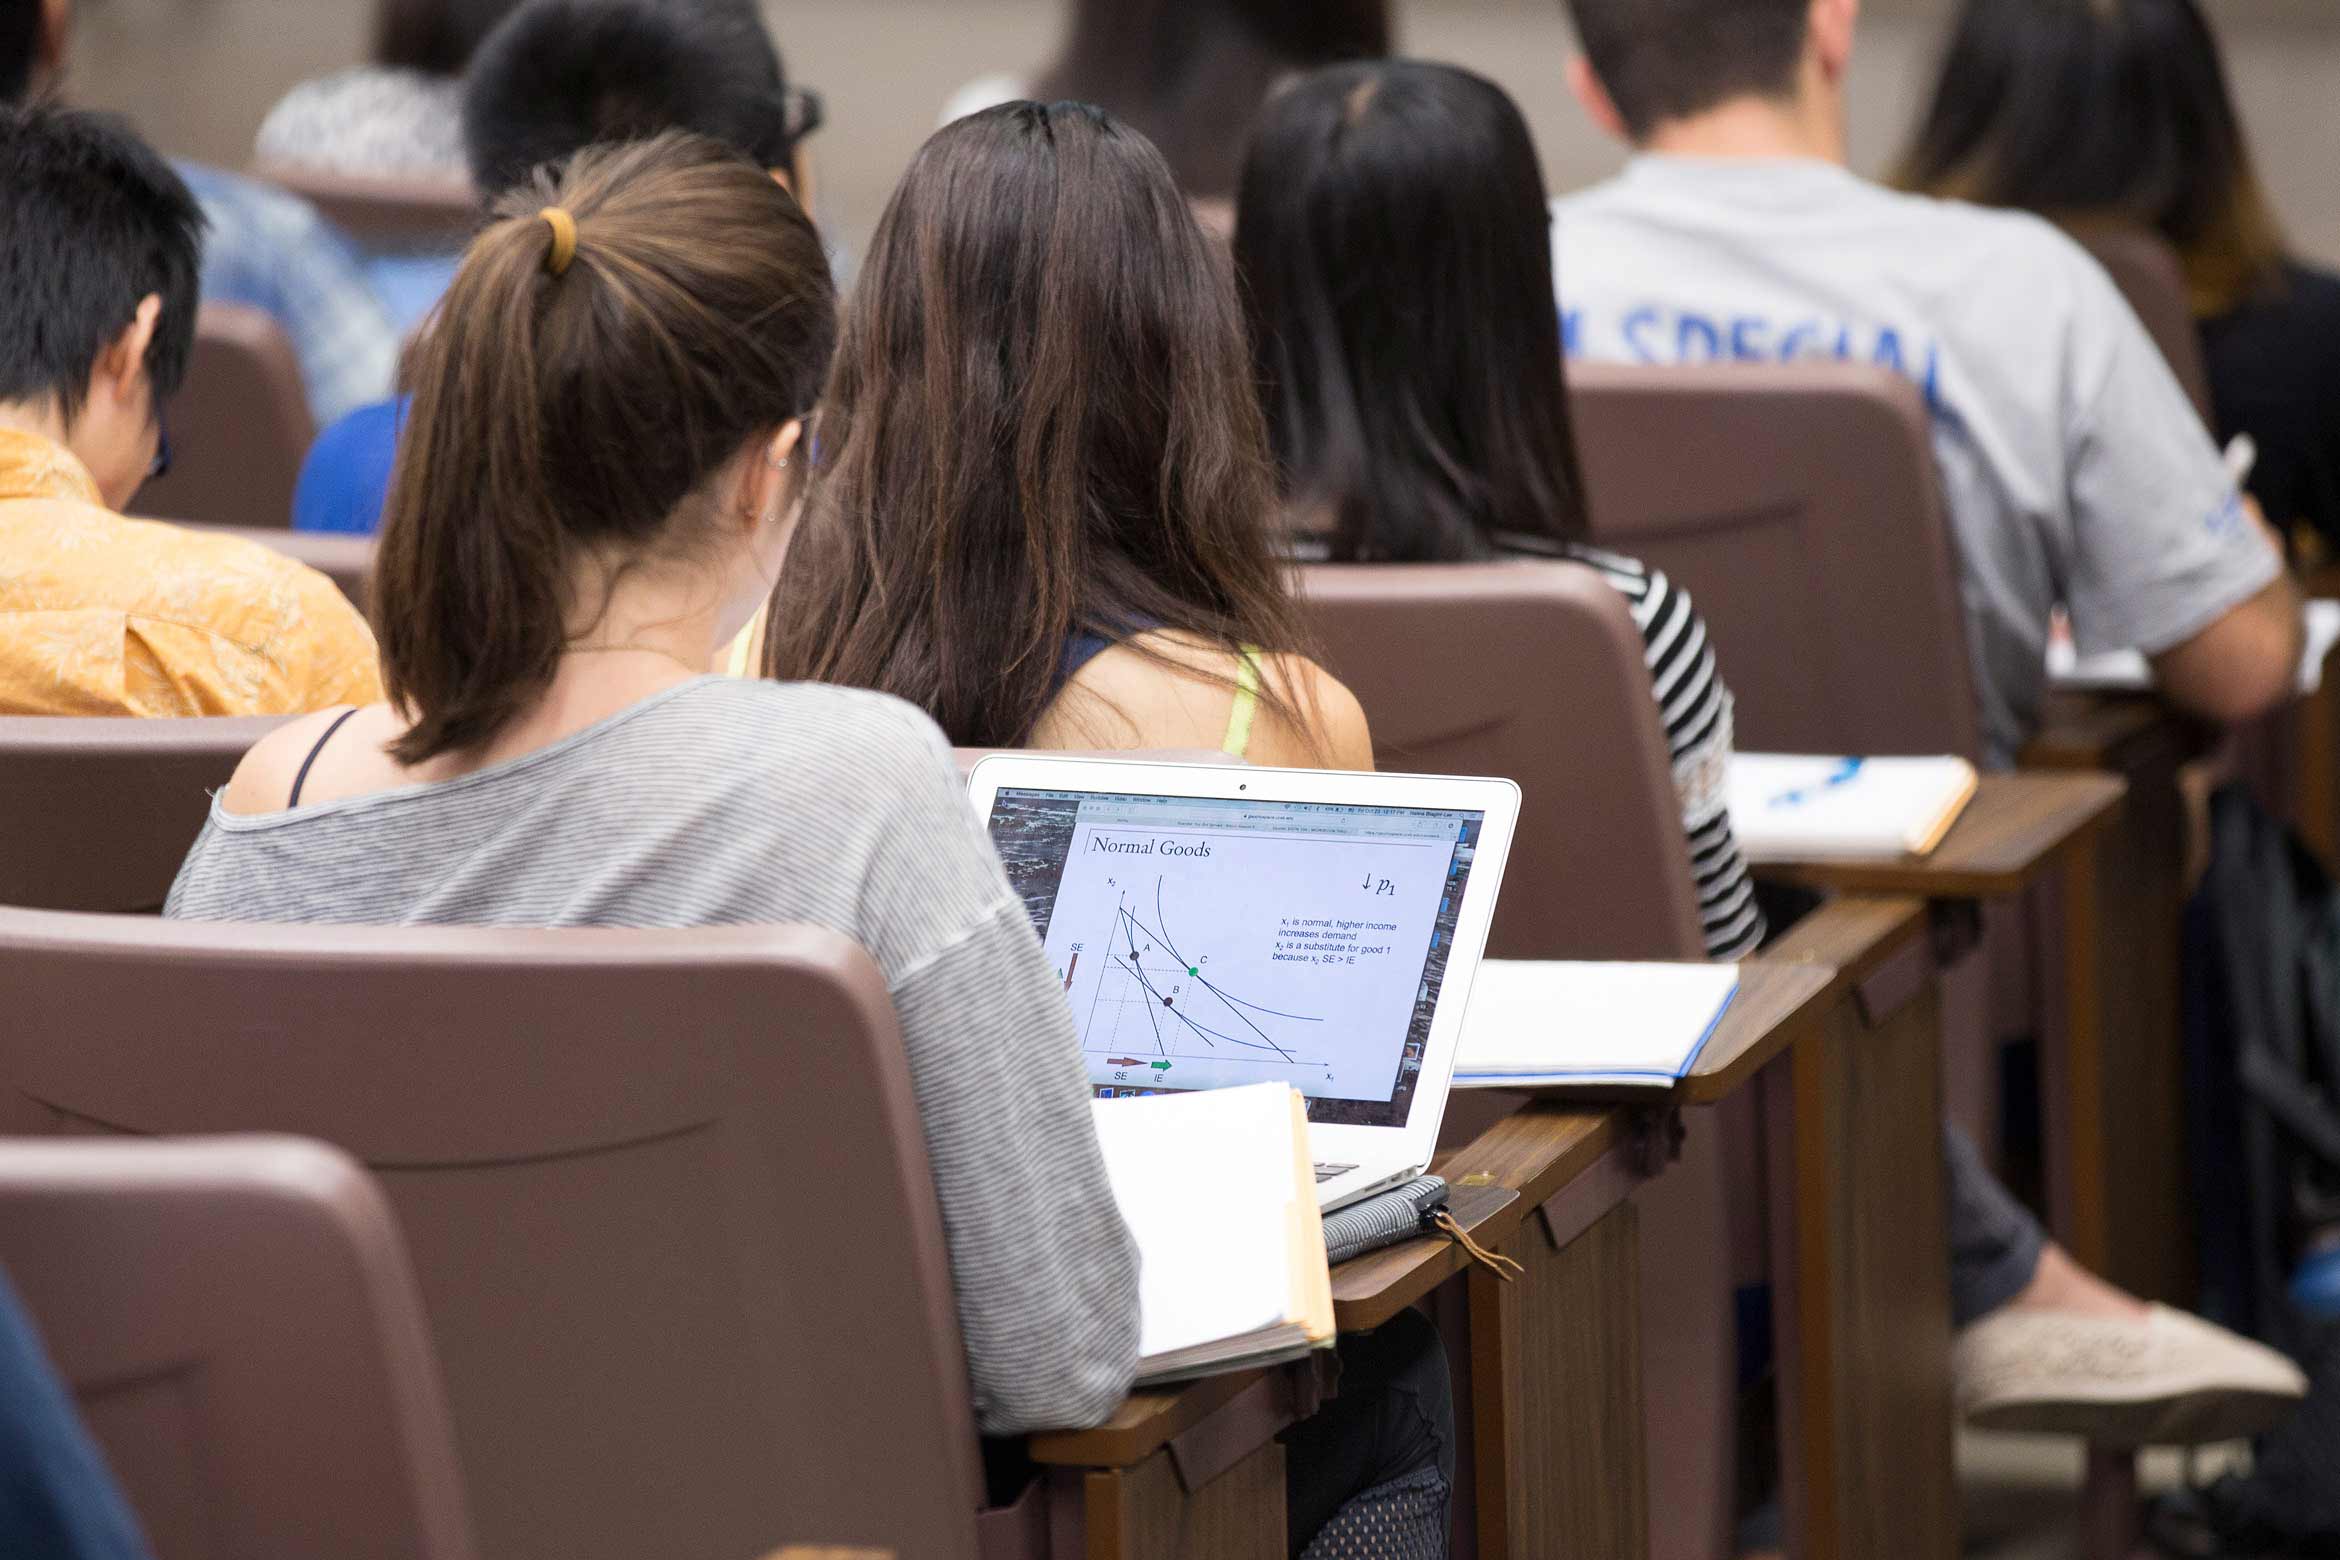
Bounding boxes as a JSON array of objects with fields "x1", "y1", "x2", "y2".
[{"x1": 1088, "y1": 1083, "x2": 1336, "y2": 1383}]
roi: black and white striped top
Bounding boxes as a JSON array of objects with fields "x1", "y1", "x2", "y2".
[
  {"x1": 166, "y1": 677, "x2": 1142, "y2": 1434},
  {"x1": 1500, "y1": 539, "x2": 1766, "y2": 959}
]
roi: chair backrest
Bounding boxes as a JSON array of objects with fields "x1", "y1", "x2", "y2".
[
  {"x1": 132, "y1": 303, "x2": 316, "y2": 530},
  {"x1": 1296, "y1": 561, "x2": 1705, "y2": 961},
  {"x1": 0, "y1": 913, "x2": 990, "y2": 1560},
  {"x1": 0, "y1": 1136, "x2": 477, "y2": 1560},
  {"x1": 1568, "y1": 359, "x2": 1984, "y2": 761},
  {"x1": 254, "y1": 165, "x2": 479, "y2": 251},
  {"x1": 2064, "y1": 223, "x2": 2215, "y2": 425},
  {"x1": 176, "y1": 522, "x2": 377, "y2": 614},
  {"x1": 0, "y1": 716, "x2": 293, "y2": 912}
]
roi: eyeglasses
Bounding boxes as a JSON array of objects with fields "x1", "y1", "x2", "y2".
[
  {"x1": 147, "y1": 410, "x2": 172, "y2": 484},
  {"x1": 784, "y1": 86, "x2": 824, "y2": 146}
]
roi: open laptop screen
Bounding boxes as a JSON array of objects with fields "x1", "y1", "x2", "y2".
[{"x1": 989, "y1": 787, "x2": 1485, "y2": 1129}]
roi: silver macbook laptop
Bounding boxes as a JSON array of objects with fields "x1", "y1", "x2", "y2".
[{"x1": 967, "y1": 755, "x2": 1520, "y2": 1212}]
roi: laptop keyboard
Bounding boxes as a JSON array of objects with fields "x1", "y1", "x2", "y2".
[{"x1": 1313, "y1": 1162, "x2": 1359, "y2": 1184}]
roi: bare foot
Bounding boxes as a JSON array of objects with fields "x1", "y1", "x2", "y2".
[{"x1": 2002, "y1": 1241, "x2": 2152, "y2": 1323}]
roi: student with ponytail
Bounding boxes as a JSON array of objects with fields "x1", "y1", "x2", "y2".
[{"x1": 167, "y1": 132, "x2": 1146, "y2": 1439}]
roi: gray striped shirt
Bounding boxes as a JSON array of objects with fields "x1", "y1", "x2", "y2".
[{"x1": 166, "y1": 677, "x2": 1142, "y2": 1434}]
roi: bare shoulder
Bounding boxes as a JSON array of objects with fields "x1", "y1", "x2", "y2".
[
  {"x1": 1258, "y1": 654, "x2": 1376, "y2": 773},
  {"x1": 218, "y1": 703, "x2": 395, "y2": 816}
]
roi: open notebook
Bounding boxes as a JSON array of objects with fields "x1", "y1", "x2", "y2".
[
  {"x1": 1088, "y1": 1084, "x2": 1336, "y2": 1384},
  {"x1": 1728, "y1": 754, "x2": 1978, "y2": 861},
  {"x1": 2048, "y1": 599, "x2": 2340, "y2": 696},
  {"x1": 1454, "y1": 961, "x2": 1741, "y2": 1090}
]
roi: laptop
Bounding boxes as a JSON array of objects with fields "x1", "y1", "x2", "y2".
[{"x1": 966, "y1": 754, "x2": 1520, "y2": 1212}]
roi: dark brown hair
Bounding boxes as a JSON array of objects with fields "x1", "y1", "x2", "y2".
[
  {"x1": 765, "y1": 101, "x2": 1313, "y2": 751},
  {"x1": 1897, "y1": 0, "x2": 2287, "y2": 316},
  {"x1": 374, "y1": 130, "x2": 836, "y2": 763},
  {"x1": 1034, "y1": 0, "x2": 1388, "y2": 199},
  {"x1": 1237, "y1": 61, "x2": 1591, "y2": 561}
]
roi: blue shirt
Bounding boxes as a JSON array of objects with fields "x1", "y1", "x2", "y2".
[
  {"x1": 294, "y1": 396, "x2": 408, "y2": 535},
  {"x1": 174, "y1": 163, "x2": 400, "y2": 428},
  {"x1": 0, "y1": 1270, "x2": 151, "y2": 1559}
]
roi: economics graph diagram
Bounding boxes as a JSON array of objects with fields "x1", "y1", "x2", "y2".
[{"x1": 1038, "y1": 813, "x2": 1455, "y2": 1101}]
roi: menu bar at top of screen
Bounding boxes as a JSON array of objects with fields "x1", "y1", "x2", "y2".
[{"x1": 1000, "y1": 788, "x2": 1478, "y2": 839}]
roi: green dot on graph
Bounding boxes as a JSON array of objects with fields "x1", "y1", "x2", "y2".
[{"x1": 1187, "y1": 966, "x2": 1198, "y2": 977}]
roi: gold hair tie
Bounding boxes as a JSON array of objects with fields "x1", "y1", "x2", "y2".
[{"x1": 538, "y1": 206, "x2": 578, "y2": 277}]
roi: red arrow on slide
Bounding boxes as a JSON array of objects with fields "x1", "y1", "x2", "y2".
[{"x1": 1106, "y1": 1058, "x2": 1145, "y2": 1068}]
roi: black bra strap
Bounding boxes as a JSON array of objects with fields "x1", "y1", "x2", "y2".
[{"x1": 289, "y1": 707, "x2": 363, "y2": 809}]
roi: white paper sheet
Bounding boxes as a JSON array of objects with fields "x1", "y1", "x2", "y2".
[{"x1": 1728, "y1": 754, "x2": 1977, "y2": 860}]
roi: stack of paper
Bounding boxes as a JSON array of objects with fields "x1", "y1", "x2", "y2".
[
  {"x1": 1728, "y1": 754, "x2": 1978, "y2": 861},
  {"x1": 1453, "y1": 961, "x2": 1741, "y2": 1089},
  {"x1": 2047, "y1": 600, "x2": 2340, "y2": 695},
  {"x1": 1088, "y1": 1083, "x2": 1336, "y2": 1384}
]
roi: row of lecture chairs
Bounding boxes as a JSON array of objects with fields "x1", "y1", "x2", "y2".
[{"x1": 0, "y1": 230, "x2": 2266, "y2": 1557}]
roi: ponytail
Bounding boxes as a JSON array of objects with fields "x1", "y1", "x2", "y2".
[{"x1": 370, "y1": 131, "x2": 837, "y2": 764}]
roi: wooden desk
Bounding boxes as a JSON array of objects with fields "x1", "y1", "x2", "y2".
[
  {"x1": 1029, "y1": 1358, "x2": 1332, "y2": 1560},
  {"x1": 1331, "y1": 1181, "x2": 1520, "y2": 1333},
  {"x1": 1754, "y1": 763, "x2": 2185, "y2": 1302},
  {"x1": 2025, "y1": 700, "x2": 2199, "y2": 1303}
]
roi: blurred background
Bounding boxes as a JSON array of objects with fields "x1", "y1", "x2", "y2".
[{"x1": 61, "y1": 0, "x2": 2340, "y2": 270}]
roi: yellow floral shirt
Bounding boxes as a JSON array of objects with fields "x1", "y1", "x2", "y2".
[{"x1": 0, "y1": 428, "x2": 384, "y2": 716}]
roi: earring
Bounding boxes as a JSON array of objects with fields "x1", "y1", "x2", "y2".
[{"x1": 764, "y1": 451, "x2": 791, "y2": 472}]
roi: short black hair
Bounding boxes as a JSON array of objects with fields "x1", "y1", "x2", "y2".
[
  {"x1": 373, "y1": 0, "x2": 528, "y2": 76},
  {"x1": 1, "y1": 2, "x2": 43, "y2": 105},
  {"x1": 1564, "y1": 0, "x2": 1812, "y2": 141},
  {"x1": 461, "y1": 0, "x2": 799, "y2": 198},
  {"x1": 0, "y1": 104, "x2": 205, "y2": 423}
]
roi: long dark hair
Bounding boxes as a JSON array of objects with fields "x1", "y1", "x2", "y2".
[
  {"x1": 1033, "y1": 0, "x2": 1389, "y2": 199},
  {"x1": 374, "y1": 132, "x2": 836, "y2": 763},
  {"x1": 765, "y1": 101, "x2": 1314, "y2": 751},
  {"x1": 1234, "y1": 60, "x2": 1590, "y2": 563},
  {"x1": 1897, "y1": 0, "x2": 2287, "y2": 315}
]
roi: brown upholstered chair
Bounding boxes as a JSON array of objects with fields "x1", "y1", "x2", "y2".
[
  {"x1": 0, "y1": 1136, "x2": 477, "y2": 1560},
  {"x1": 1568, "y1": 359, "x2": 1984, "y2": 761},
  {"x1": 132, "y1": 303, "x2": 316, "y2": 530},
  {"x1": 253, "y1": 165, "x2": 479, "y2": 252},
  {"x1": 1295, "y1": 559, "x2": 1738, "y2": 1557},
  {"x1": 177, "y1": 522, "x2": 377, "y2": 614},
  {"x1": 0, "y1": 716, "x2": 293, "y2": 912},
  {"x1": 1297, "y1": 560, "x2": 1704, "y2": 962},
  {"x1": 0, "y1": 914, "x2": 1001, "y2": 1560},
  {"x1": 2065, "y1": 224, "x2": 2216, "y2": 425}
]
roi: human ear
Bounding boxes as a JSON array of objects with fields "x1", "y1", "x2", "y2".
[
  {"x1": 97, "y1": 295, "x2": 162, "y2": 418},
  {"x1": 731, "y1": 418, "x2": 807, "y2": 536},
  {"x1": 1809, "y1": 0, "x2": 1860, "y2": 83},
  {"x1": 1565, "y1": 54, "x2": 1631, "y2": 145}
]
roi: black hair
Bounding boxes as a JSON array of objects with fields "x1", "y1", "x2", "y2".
[
  {"x1": 1234, "y1": 60, "x2": 1589, "y2": 561},
  {"x1": 461, "y1": 0, "x2": 803, "y2": 198},
  {"x1": 1563, "y1": 0, "x2": 1810, "y2": 141},
  {"x1": 1898, "y1": 0, "x2": 2285, "y2": 314},
  {"x1": 0, "y1": 103, "x2": 204, "y2": 423},
  {"x1": 0, "y1": 2, "x2": 41, "y2": 105},
  {"x1": 1034, "y1": 0, "x2": 1389, "y2": 199},
  {"x1": 373, "y1": 0, "x2": 525, "y2": 76}
]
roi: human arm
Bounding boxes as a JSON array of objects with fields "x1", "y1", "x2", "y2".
[
  {"x1": 2146, "y1": 507, "x2": 2304, "y2": 726},
  {"x1": 855, "y1": 715, "x2": 1141, "y2": 1433}
]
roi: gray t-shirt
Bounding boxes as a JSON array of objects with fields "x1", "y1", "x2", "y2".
[
  {"x1": 1554, "y1": 155, "x2": 2280, "y2": 766},
  {"x1": 167, "y1": 676, "x2": 1141, "y2": 1435}
]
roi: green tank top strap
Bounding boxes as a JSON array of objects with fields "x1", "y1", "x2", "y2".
[{"x1": 1223, "y1": 648, "x2": 1263, "y2": 758}]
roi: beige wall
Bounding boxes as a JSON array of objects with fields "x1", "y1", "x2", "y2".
[{"x1": 61, "y1": 0, "x2": 2340, "y2": 267}]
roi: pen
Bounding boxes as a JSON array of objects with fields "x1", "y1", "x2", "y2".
[
  {"x1": 2225, "y1": 434, "x2": 2258, "y2": 489},
  {"x1": 1769, "y1": 757, "x2": 1865, "y2": 809}
]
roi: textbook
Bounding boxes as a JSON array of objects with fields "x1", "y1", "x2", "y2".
[
  {"x1": 1728, "y1": 753, "x2": 1979, "y2": 861},
  {"x1": 2047, "y1": 599, "x2": 2340, "y2": 696},
  {"x1": 1453, "y1": 961, "x2": 1741, "y2": 1090},
  {"x1": 1088, "y1": 1084, "x2": 1336, "y2": 1384}
]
